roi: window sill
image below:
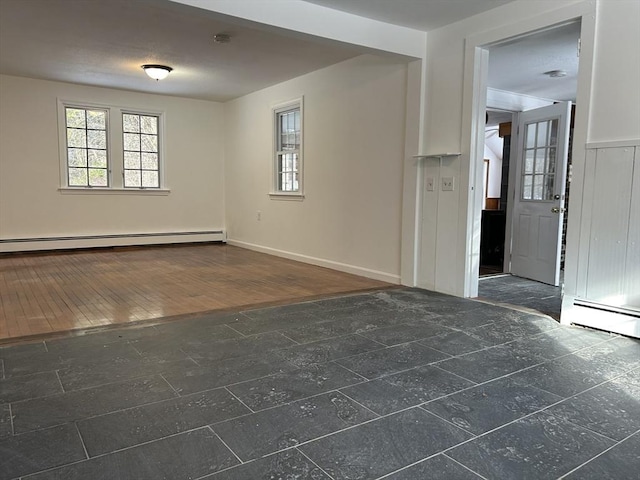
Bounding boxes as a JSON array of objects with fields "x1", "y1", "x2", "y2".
[
  {"x1": 269, "y1": 192, "x2": 305, "y2": 201},
  {"x1": 59, "y1": 188, "x2": 170, "y2": 196}
]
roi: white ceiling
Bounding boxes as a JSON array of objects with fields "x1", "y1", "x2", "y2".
[
  {"x1": 0, "y1": 0, "x2": 364, "y2": 101},
  {"x1": 0, "y1": 0, "x2": 579, "y2": 102},
  {"x1": 488, "y1": 22, "x2": 580, "y2": 101},
  {"x1": 304, "y1": 0, "x2": 515, "y2": 31}
]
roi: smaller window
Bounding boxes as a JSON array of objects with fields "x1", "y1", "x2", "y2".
[
  {"x1": 65, "y1": 107, "x2": 109, "y2": 187},
  {"x1": 123, "y1": 113, "x2": 160, "y2": 188},
  {"x1": 273, "y1": 99, "x2": 303, "y2": 195}
]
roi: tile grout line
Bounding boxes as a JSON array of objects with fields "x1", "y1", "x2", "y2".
[
  {"x1": 353, "y1": 332, "x2": 392, "y2": 348},
  {"x1": 54, "y1": 370, "x2": 66, "y2": 393},
  {"x1": 224, "y1": 387, "x2": 255, "y2": 414},
  {"x1": 74, "y1": 422, "x2": 90, "y2": 459},
  {"x1": 557, "y1": 429, "x2": 640, "y2": 479},
  {"x1": 337, "y1": 390, "x2": 381, "y2": 418},
  {"x1": 443, "y1": 453, "x2": 491, "y2": 480},
  {"x1": 296, "y1": 447, "x2": 335, "y2": 480},
  {"x1": 416, "y1": 405, "x2": 477, "y2": 437},
  {"x1": 158, "y1": 373, "x2": 181, "y2": 397},
  {"x1": 179, "y1": 350, "x2": 202, "y2": 368},
  {"x1": 208, "y1": 426, "x2": 245, "y2": 465},
  {"x1": 224, "y1": 324, "x2": 248, "y2": 338},
  {"x1": 9, "y1": 403, "x2": 14, "y2": 436},
  {"x1": 277, "y1": 331, "x2": 301, "y2": 345},
  {"x1": 330, "y1": 361, "x2": 369, "y2": 382}
]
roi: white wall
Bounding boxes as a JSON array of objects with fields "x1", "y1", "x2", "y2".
[
  {"x1": 0, "y1": 75, "x2": 225, "y2": 241},
  {"x1": 588, "y1": 0, "x2": 640, "y2": 143},
  {"x1": 224, "y1": 55, "x2": 407, "y2": 283}
]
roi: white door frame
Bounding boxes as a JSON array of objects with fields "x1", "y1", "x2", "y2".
[{"x1": 461, "y1": 1, "x2": 597, "y2": 314}]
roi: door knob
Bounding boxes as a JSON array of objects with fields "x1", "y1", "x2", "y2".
[{"x1": 551, "y1": 207, "x2": 564, "y2": 213}]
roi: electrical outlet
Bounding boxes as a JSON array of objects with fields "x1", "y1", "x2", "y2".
[
  {"x1": 442, "y1": 177, "x2": 454, "y2": 191},
  {"x1": 257, "y1": 210, "x2": 261, "y2": 221},
  {"x1": 426, "y1": 177, "x2": 434, "y2": 191}
]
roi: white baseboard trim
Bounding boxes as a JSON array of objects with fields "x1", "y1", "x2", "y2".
[
  {"x1": 0, "y1": 230, "x2": 226, "y2": 253},
  {"x1": 227, "y1": 239, "x2": 401, "y2": 285}
]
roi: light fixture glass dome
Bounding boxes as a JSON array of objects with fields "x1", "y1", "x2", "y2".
[{"x1": 142, "y1": 64, "x2": 173, "y2": 80}]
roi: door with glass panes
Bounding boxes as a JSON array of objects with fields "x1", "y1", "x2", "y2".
[{"x1": 511, "y1": 102, "x2": 571, "y2": 286}]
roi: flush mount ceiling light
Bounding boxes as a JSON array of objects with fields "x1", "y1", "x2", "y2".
[
  {"x1": 142, "y1": 64, "x2": 173, "y2": 81},
  {"x1": 544, "y1": 69, "x2": 568, "y2": 78}
]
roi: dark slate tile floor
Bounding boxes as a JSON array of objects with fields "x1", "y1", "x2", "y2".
[
  {"x1": 0, "y1": 288, "x2": 638, "y2": 479},
  {"x1": 478, "y1": 274, "x2": 562, "y2": 319}
]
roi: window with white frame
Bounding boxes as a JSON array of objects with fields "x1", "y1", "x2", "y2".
[
  {"x1": 123, "y1": 113, "x2": 160, "y2": 188},
  {"x1": 59, "y1": 101, "x2": 165, "y2": 192},
  {"x1": 65, "y1": 107, "x2": 109, "y2": 187},
  {"x1": 273, "y1": 99, "x2": 302, "y2": 195}
]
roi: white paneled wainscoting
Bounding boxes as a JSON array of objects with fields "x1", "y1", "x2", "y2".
[{"x1": 563, "y1": 140, "x2": 640, "y2": 338}]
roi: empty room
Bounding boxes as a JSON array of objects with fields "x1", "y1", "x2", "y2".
[{"x1": 0, "y1": 0, "x2": 638, "y2": 479}]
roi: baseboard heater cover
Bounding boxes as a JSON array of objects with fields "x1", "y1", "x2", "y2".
[
  {"x1": 573, "y1": 299, "x2": 640, "y2": 318},
  {"x1": 0, "y1": 230, "x2": 226, "y2": 252}
]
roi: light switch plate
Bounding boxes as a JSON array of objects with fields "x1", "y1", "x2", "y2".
[
  {"x1": 426, "y1": 177, "x2": 434, "y2": 191},
  {"x1": 442, "y1": 177, "x2": 454, "y2": 191}
]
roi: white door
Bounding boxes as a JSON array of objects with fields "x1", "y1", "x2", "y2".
[{"x1": 511, "y1": 101, "x2": 571, "y2": 286}]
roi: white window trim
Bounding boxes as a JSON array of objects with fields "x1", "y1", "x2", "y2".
[
  {"x1": 57, "y1": 99, "x2": 169, "y2": 193},
  {"x1": 270, "y1": 96, "x2": 304, "y2": 199}
]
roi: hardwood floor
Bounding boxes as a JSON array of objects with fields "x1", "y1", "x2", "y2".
[{"x1": 0, "y1": 244, "x2": 392, "y2": 341}]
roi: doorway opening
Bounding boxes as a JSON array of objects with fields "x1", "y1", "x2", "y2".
[{"x1": 474, "y1": 21, "x2": 581, "y2": 319}]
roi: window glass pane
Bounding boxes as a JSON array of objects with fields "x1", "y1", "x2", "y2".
[
  {"x1": 141, "y1": 170, "x2": 159, "y2": 188},
  {"x1": 524, "y1": 150, "x2": 534, "y2": 174},
  {"x1": 292, "y1": 153, "x2": 298, "y2": 172},
  {"x1": 124, "y1": 170, "x2": 141, "y2": 187},
  {"x1": 534, "y1": 148, "x2": 546, "y2": 173},
  {"x1": 526, "y1": 123, "x2": 536, "y2": 148},
  {"x1": 547, "y1": 148, "x2": 557, "y2": 174},
  {"x1": 68, "y1": 148, "x2": 87, "y2": 167},
  {"x1": 124, "y1": 151, "x2": 140, "y2": 169},
  {"x1": 140, "y1": 116, "x2": 157, "y2": 134},
  {"x1": 123, "y1": 114, "x2": 140, "y2": 133},
  {"x1": 87, "y1": 130, "x2": 106, "y2": 149},
  {"x1": 536, "y1": 121, "x2": 549, "y2": 147},
  {"x1": 522, "y1": 175, "x2": 532, "y2": 200},
  {"x1": 543, "y1": 175, "x2": 555, "y2": 200},
  {"x1": 141, "y1": 153, "x2": 158, "y2": 170},
  {"x1": 533, "y1": 175, "x2": 544, "y2": 200},
  {"x1": 88, "y1": 149, "x2": 107, "y2": 168},
  {"x1": 123, "y1": 133, "x2": 140, "y2": 151},
  {"x1": 69, "y1": 167, "x2": 88, "y2": 186},
  {"x1": 66, "y1": 108, "x2": 86, "y2": 128},
  {"x1": 87, "y1": 110, "x2": 106, "y2": 129},
  {"x1": 88, "y1": 168, "x2": 108, "y2": 186},
  {"x1": 292, "y1": 172, "x2": 299, "y2": 191},
  {"x1": 67, "y1": 129, "x2": 86, "y2": 148},
  {"x1": 549, "y1": 119, "x2": 558, "y2": 146},
  {"x1": 141, "y1": 134, "x2": 157, "y2": 152}
]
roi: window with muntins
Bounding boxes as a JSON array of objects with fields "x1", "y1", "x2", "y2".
[
  {"x1": 273, "y1": 100, "x2": 302, "y2": 195},
  {"x1": 65, "y1": 107, "x2": 109, "y2": 187},
  {"x1": 59, "y1": 101, "x2": 166, "y2": 192},
  {"x1": 123, "y1": 113, "x2": 160, "y2": 188}
]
